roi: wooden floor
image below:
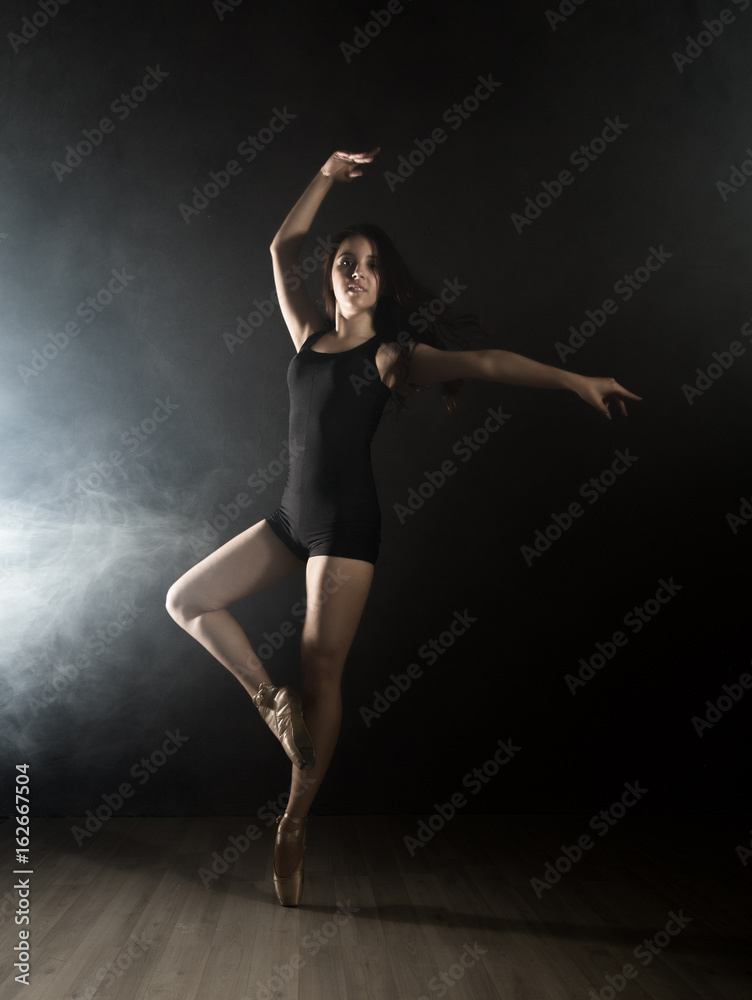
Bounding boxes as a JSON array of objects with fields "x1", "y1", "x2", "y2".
[{"x1": 0, "y1": 814, "x2": 747, "y2": 999}]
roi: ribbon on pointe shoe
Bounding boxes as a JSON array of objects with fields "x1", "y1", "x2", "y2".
[{"x1": 252, "y1": 682, "x2": 315, "y2": 770}]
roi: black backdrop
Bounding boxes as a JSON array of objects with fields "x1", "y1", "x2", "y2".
[{"x1": 0, "y1": 0, "x2": 750, "y2": 824}]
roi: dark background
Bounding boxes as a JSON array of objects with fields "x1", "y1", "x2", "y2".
[{"x1": 0, "y1": 0, "x2": 749, "y2": 822}]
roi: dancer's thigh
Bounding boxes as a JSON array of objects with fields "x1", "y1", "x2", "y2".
[
  {"x1": 300, "y1": 556, "x2": 374, "y2": 670},
  {"x1": 167, "y1": 519, "x2": 305, "y2": 617}
]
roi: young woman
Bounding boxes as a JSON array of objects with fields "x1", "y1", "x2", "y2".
[{"x1": 166, "y1": 147, "x2": 641, "y2": 907}]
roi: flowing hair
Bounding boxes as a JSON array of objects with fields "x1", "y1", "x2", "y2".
[{"x1": 318, "y1": 223, "x2": 490, "y2": 414}]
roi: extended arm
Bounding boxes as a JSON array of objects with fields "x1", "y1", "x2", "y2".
[
  {"x1": 407, "y1": 343, "x2": 642, "y2": 419},
  {"x1": 269, "y1": 147, "x2": 381, "y2": 350},
  {"x1": 270, "y1": 171, "x2": 334, "y2": 256}
]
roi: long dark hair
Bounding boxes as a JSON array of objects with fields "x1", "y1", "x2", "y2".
[{"x1": 318, "y1": 223, "x2": 490, "y2": 414}]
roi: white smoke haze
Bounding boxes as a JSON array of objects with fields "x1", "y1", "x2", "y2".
[
  {"x1": 0, "y1": 380, "x2": 274, "y2": 758},
  {"x1": 0, "y1": 234, "x2": 287, "y2": 742}
]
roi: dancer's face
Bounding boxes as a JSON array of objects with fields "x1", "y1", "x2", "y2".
[{"x1": 331, "y1": 236, "x2": 381, "y2": 316}]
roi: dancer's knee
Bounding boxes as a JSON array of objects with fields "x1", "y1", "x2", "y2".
[
  {"x1": 165, "y1": 582, "x2": 183, "y2": 624},
  {"x1": 165, "y1": 580, "x2": 201, "y2": 625},
  {"x1": 301, "y1": 650, "x2": 345, "y2": 698}
]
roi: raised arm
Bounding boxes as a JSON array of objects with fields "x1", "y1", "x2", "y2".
[
  {"x1": 407, "y1": 344, "x2": 642, "y2": 419},
  {"x1": 270, "y1": 147, "x2": 380, "y2": 351}
]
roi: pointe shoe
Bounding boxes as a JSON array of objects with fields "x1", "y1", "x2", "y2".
[
  {"x1": 274, "y1": 812, "x2": 307, "y2": 907},
  {"x1": 252, "y1": 682, "x2": 316, "y2": 770}
]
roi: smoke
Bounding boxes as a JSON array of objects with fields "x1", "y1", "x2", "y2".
[
  {"x1": 0, "y1": 422, "x2": 207, "y2": 721},
  {"x1": 0, "y1": 308, "x2": 276, "y2": 764}
]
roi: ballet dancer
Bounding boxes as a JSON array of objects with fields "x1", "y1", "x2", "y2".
[{"x1": 166, "y1": 147, "x2": 641, "y2": 906}]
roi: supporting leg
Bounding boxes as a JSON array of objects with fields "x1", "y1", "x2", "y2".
[{"x1": 274, "y1": 555, "x2": 375, "y2": 883}]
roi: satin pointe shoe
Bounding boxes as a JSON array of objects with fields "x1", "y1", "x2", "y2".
[
  {"x1": 252, "y1": 682, "x2": 316, "y2": 770},
  {"x1": 274, "y1": 812, "x2": 308, "y2": 907}
]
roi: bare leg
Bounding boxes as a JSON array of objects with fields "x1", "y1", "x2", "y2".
[
  {"x1": 275, "y1": 555, "x2": 375, "y2": 871},
  {"x1": 165, "y1": 519, "x2": 305, "y2": 698}
]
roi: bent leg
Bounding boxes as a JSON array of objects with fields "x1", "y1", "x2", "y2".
[
  {"x1": 165, "y1": 519, "x2": 305, "y2": 698},
  {"x1": 280, "y1": 555, "x2": 374, "y2": 837}
]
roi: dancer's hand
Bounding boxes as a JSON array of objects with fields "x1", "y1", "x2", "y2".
[
  {"x1": 571, "y1": 375, "x2": 642, "y2": 419},
  {"x1": 320, "y1": 147, "x2": 381, "y2": 182}
]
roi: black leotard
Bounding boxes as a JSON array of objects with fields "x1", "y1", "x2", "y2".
[{"x1": 265, "y1": 324, "x2": 392, "y2": 564}]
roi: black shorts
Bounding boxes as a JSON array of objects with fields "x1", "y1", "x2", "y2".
[{"x1": 265, "y1": 505, "x2": 381, "y2": 565}]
